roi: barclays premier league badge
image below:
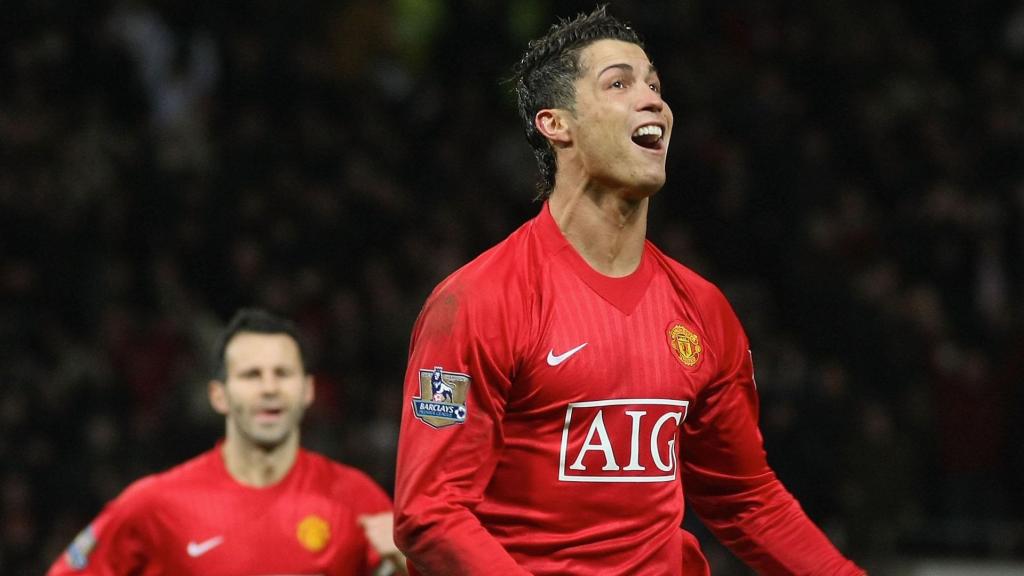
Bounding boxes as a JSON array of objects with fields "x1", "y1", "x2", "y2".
[{"x1": 412, "y1": 366, "x2": 470, "y2": 429}]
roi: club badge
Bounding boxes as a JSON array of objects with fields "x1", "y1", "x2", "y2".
[
  {"x1": 296, "y1": 515, "x2": 330, "y2": 552},
  {"x1": 412, "y1": 366, "x2": 470, "y2": 429},
  {"x1": 667, "y1": 322, "x2": 703, "y2": 368}
]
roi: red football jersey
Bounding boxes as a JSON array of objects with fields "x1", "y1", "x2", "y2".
[
  {"x1": 48, "y1": 445, "x2": 392, "y2": 576},
  {"x1": 394, "y1": 203, "x2": 864, "y2": 575}
]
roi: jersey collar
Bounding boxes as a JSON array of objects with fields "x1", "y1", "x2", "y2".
[{"x1": 535, "y1": 201, "x2": 654, "y2": 315}]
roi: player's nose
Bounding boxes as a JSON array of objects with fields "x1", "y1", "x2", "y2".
[
  {"x1": 636, "y1": 84, "x2": 665, "y2": 114},
  {"x1": 259, "y1": 374, "x2": 282, "y2": 394}
]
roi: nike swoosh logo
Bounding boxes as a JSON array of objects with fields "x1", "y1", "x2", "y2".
[
  {"x1": 547, "y1": 342, "x2": 588, "y2": 366},
  {"x1": 186, "y1": 536, "x2": 224, "y2": 557}
]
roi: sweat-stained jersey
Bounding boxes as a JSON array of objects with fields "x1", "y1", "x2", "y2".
[
  {"x1": 48, "y1": 445, "x2": 392, "y2": 576},
  {"x1": 394, "y1": 203, "x2": 864, "y2": 576}
]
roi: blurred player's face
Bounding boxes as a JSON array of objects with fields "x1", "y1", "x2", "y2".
[
  {"x1": 567, "y1": 39, "x2": 672, "y2": 196},
  {"x1": 211, "y1": 332, "x2": 313, "y2": 451}
]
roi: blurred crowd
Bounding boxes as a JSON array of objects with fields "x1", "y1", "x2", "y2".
[{"x1": 2, "y1": 0, "x2": 1023, "y2": 574}]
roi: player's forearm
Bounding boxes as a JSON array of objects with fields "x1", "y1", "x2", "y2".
[
  {"x1": 689, "y1": 481, "x2": 864, "y2": 575},
  {"x1": 394, "y1": 503, "x2": 531, "y2": 576}
]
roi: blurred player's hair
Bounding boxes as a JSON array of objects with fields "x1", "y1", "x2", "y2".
[
  {"x1": 213, "y1": 308, "x2": 310, "y2": 380},
  {"x1": 511, "y1": 4, "x2": 643, "y2": 198}
]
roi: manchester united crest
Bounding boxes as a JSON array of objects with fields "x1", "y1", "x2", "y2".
[
  {"x1": 412, "y1": 366, "x2": 470, "y2": 429},
  {"x1": 296, "y1": 515, "x2": 330, "y2": 552},
  {"x1": 667, "y1": 322, "x2": 702, "y2": 368}
]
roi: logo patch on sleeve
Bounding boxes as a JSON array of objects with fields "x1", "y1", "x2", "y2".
[
  {"x1": 66, "y1": 524, "x2": 97, "y2": 569},
  {"x1": 412, "y1": 366, "x2": 470, "y2": 429}
]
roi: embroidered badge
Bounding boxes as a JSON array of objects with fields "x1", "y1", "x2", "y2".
[
  {"x1": 667, "y1": 322, "x2": 703, "y2": 368},
  {"x1": 296, "y1": 515, "x2": 331, "y2": 552},
  {"x1": 412, "y1": 366, "x2": 470, "y2": 429},
  {"x1": 66, "y1": 524, "x2": 97, "y2": 569}
]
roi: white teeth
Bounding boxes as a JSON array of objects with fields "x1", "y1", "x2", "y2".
[{"x1": 632, "y1": 125, "x2": 663, "y2": 139}]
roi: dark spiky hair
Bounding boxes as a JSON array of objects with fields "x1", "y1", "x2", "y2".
[
  {"x1": 511, "y1": 5, "x2": 643, "y2": 198},
  {"x1": 212, "y1": 308, "x2": 309, "y2": 381}
]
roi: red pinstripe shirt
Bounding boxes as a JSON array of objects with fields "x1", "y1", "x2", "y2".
[{"x1": 395, "y1": 203, "x2": 863, "y2": 576}]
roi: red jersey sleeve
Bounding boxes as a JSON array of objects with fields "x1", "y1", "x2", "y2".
[
  {"x1": 680, "y1": 289, "x2": 865, "y2": 575},
  {"x1": 394, "y1": 274, "x2": 532, "y2": 575},
  {"x1": 47, "y1": 480, "x2": 153, "y2": 576}
]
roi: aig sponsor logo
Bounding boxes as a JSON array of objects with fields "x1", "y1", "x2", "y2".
[{"x1": 558, "y1": 399, "x2": 689, "y2": 483}]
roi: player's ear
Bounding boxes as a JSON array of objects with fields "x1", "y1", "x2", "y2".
[
  {"x1": 209, "y1": 380, "x2": 229, "y2": 415},
  {"x1": 535, "y1": 108, "x2": 572, "y2": 146},
  {"x1": 303, "y1": 374, "x2": 315, "y2": 408}
]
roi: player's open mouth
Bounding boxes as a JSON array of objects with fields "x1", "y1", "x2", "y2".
[
  {"x1": 256, "y1": 408, "x2": 284, "y2": 420},
  {"x1": 631, "y1": 124, "x2": 665, "y2": 151}
]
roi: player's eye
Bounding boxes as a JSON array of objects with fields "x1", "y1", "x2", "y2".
[
  {"x1": 610, "y1": 80, "x2": 625, "y2": 89},
  {"x1": 649, "y1": 83, "x2": 661, "y2": 93}
]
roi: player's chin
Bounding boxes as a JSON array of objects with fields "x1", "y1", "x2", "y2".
[
  {"x1": 631, "y1": 171, "x2": 667, "y2": 197},
  {"x1": 246, "y1": 420, "x2": 293, "y2": 444},
  {"x1": 629, "y1": 155, "x2": 667, "y2": 187},
  {"x1": 250, "y1": 431, "x2": 291, "y2": 450}
]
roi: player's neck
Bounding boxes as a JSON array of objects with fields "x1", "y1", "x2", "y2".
[
  {"x1": 548, "y1": 183, "x2": 648, "y2": 277},
  {"x1": 221, "y1": 433, "x2": 300, "y2": 488}
]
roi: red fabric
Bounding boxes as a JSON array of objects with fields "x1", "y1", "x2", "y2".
[
  {"x1": 395, "y1": 203, "x2": 863, "y2": 575},
  {"x1": 47, "y1": 446, "x2": 391, "y2": 575}
]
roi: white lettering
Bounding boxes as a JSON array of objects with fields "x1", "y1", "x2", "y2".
[
  {"x1": 651, "y1": 411, "x2": 683, "y2": 472},
  {"x1": 623, "y1": 410, "x2": 647, "y2": 471},
  {"x1": 569, "y1": 410, "x2": 620, "y2": 471},
  {"x1": 558, "y1": 399, "x2": 689, "y2": 483}
]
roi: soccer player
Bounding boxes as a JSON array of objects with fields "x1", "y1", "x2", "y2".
[
  {"x1": 48, "y1": 308, "x2": 408, "y2": 575},
  {"x1": 394, "y1": 6, "x2": 864, "y2": 576}
]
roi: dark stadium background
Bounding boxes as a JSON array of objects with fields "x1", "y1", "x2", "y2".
[{"x1": 2, "y1": 1, "x2": 1022, "y2": 574}]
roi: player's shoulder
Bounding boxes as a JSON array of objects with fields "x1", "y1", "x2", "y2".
[
  {"x1": 647, "y1": 242, "x2": 732, "y2": 309},
  {"x1": 115, "y1": 450, "x2": 214, "y2": 507},
  {"x1": 299, "y1": 450, "x2": 379, "y2": 485},
  {"x1": 297, "y1": 450, "x2": 391, "y2": 504},
  {"x1": 647, "y1": 241, "x2": 748, "y2": 357},
  {"x1": 424, "y1": 217, "x2": 537, "y2": 310},
  {"x1": 449, "y1": 218, "x2": 535, "y2": 286}
]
